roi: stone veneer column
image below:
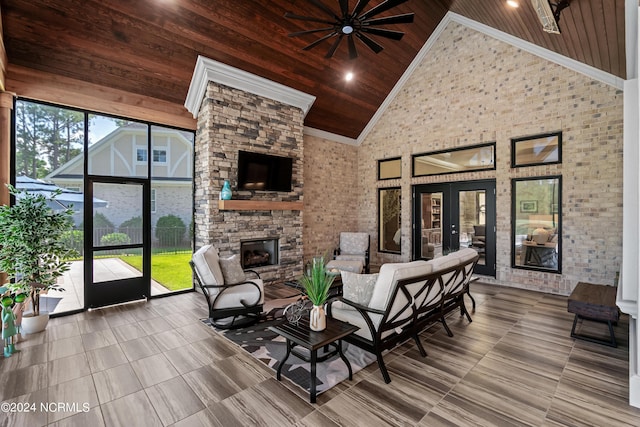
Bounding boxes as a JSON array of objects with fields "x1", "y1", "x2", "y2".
[{"x1": 194, "y1": 82, "x2": 304, "y2": 283}]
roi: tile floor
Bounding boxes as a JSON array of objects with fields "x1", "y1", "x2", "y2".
[{"x1": 1, "y1": 282, "x2": 639, "y2": 426}]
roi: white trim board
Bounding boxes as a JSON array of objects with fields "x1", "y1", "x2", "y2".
[
  {"x1": 184, "y1": 55, "x2": 316, "y2": 119},
  {"x1": 303, "y1": 127, "x2": 358, "y2": 146},
  {"x1": 357, "y1": 11, "x2": 625, "y2": 145}
]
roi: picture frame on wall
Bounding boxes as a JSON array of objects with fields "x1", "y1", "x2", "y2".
[{"x1": 520, "y1": 200, "x2": 538, "y2": 213}]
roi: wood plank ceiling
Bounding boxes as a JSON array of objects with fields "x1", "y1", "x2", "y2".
[{"x1": 0, "y1": 0, "x2": 626, "y2": 139}]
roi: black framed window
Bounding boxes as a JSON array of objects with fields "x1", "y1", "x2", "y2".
[
  {"x1": 378, "y1": 187, "x2": 401, "y2": 253},
  {"x1": 511, "y1": 131, "x2": 562, "y2": 167},
  {"x1": 378, "y1": 157, "x2": 401, "y2": 180},
  {"x1": 412, "y1": 143, "x2": 495, "y2": 177},
  {"x1": 512, "y1": 176, "x2": 561, "y2": 273}
]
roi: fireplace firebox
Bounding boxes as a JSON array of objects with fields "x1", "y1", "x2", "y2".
[{"x1": 241, "y1": 238, "x2": 279, "y2": 269}]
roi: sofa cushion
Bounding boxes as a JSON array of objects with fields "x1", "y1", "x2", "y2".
[
  {"x1": 368, "y1": 261, "x2": 432, "y2": 311},
  {"x1": 219, "y1": 254, "x2": 246, "y2": 285},
  {"x1": 342, "y1": 271, "x2": 378, "y2": 306},
  {"x1": 192, "y1": 245, "x2": 225, "y2": 292},
  {"x1": 211, "y1": 279, "x2": 264, "y2": 309}
]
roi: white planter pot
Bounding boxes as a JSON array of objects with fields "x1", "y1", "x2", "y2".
[{"x1": 21, "y1": 312, "x2": 50, "y2": 334}]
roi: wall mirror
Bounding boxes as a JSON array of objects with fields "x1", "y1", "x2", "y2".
[
  {"x1": 379, "y1": 187, "x2": 401, "y2": 253},
  {"x1": 378, "y1": 157, "x2": 401, "y2": 180},
  {"x1": 412, "y1": 143, "x2": 495, "y2": 177},
  {"x1": 511, "y1": 131, "x2": 562, "y2": 167},
  {"x1": 512, "y1": 176, "x2": 562, "y2": 273}
]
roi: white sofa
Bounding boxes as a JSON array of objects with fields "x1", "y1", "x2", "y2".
[{"x1": 328, "y1": 248, "x2": 479, "y2": 383}]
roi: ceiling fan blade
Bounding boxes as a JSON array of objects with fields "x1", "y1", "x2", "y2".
[
  {"x1": 284, "y1": 12, "x2": 335, "y2": 25},
  {"x1": 359, "y1": 0, "x2": 409, "y2": 21},
  {"x1": 351, "y1": 0, "x2": 372, "y2": 18},
  {"x1": 339, "y1": 0, "x2": 350, "y2": 18},
  {"x1": 355, "y1": 32, "x2": 384, "y2": 53},
  {"x1": 325, "y1": 34, "x2": 344, "y2": 58},
  {"x1": 302, "y1": 32, "x2": 338, "y2": 51},
  {"x1": 360, "y1": 27, "x2": 405, "y2": 40},
  {"x1": 347, "y1": 34, "x2": 358, "y2": 59},
  {"x1": 305, "y1": 0, "x2": 340, "y2": 20},
  {"x1": 362, "y1": 13, "x2": 414, "y2": 26},
  {"x1": 288, "y1": 27, "x2": 335, "y2": 37}
]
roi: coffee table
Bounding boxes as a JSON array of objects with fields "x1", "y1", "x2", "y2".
[{"x1": 269, "y1": 317, "x2": 358, "y2": 403}]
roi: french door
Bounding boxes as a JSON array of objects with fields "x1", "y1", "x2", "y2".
[
  {"x1": 85, "y1": 177, "x2": 151, "y2": 308},
  {"x1": 412, "y1": 180, "x2": 496, "y2": 276}
]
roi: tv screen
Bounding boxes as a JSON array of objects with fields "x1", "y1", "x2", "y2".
[{"x1": 237, "y1": 150, "x2": 293, "y2": 192}]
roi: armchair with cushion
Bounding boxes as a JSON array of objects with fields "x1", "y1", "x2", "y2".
[
  {"x1": 190, "y1": 245, "x2": 264, "y2": 329},
  {"x1": 331, "y1": 232, "x2": 370, "y2": 273},
  {"x1": 471, "y1": 224, "x2": 486, "y2": 253}
]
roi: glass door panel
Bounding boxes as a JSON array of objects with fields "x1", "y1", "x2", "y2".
[
  {"x1": 87, "y1": 179, "x2": 149, "y2": 308},
  {"x1": 413, "y1": 180, "x2": 496, "y2": 276},
  {"x1": 419, "y1": 192, "x2": 443, "y2": 259}
]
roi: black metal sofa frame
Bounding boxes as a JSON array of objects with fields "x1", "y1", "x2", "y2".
[{"x1": 328, "y1": 253, "x2": 478, "y2": 383}]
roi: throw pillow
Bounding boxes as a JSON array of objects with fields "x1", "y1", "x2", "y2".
[
  {"x1": 341, "y1": 271, "x2": 378, "y2": 306},
  {"x1": 219, "y1": 255, "x2": 246, "y2": 285}
]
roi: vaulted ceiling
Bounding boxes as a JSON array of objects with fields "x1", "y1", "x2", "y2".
[{"x1": 0, "y1": 0, "x2": 626, "y2": 139}]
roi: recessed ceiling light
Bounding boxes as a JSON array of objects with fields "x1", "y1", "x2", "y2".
[
  {"x1": 345, "y1": 72, "x2": 354, "y2": 81},
  {"x1": 506, "y1": 0, "x2": 519, "y2": 7}
]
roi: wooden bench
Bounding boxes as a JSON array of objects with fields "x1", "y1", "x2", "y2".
[{"x1": 567, "y1": 282, "x2": 619, "y2": 347}]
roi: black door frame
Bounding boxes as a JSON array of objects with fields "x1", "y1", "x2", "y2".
[
  {"x1": 412, "y1": 179, "x2": 496, "y2": 277},
  {"x1": 85, "y1": 176, "x2": 151, "y2": 308}
]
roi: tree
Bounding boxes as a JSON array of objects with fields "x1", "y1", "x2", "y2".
[{"x1": 15, "y1": 101, "x2": 83, "y2": 179}]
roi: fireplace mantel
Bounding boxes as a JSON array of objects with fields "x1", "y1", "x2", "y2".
[{"x1": 218, "y1": 200, "x2": 303, "y2": 211}]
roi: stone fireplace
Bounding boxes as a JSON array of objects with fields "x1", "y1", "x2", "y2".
[{"x1": 188, "y1": 57, "x2": 315, "y2": 284}]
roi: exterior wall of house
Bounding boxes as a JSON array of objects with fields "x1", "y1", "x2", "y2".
[
  {"x1": 302, "y1": 134, "x2": 359, "y2": 261},
  {"x1": 358, "y1": 22, "x2": 624, "y2": 295}
]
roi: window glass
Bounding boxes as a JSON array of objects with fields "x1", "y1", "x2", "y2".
[
  {"x1": 378, "y1": 158, "x2": 401, "y2": 180},
  {"x1": 137, "y1": 148, "x2": 148, "y2": 162},
  {"x1": 413, "y1": 143, "x2": 495, "y2": 177},
  {"x1": 153, "y1": 149, "x2": 167, "y2": 163},
  {"x1": 378, "y1": 188, "x2": 401, "y2": 253},
  {"x1": 512, "y1": 132, "x2": 561, "y2": 167},
  {"x1": 512, "y1": 176, "x2": 561, "y2": 272}
]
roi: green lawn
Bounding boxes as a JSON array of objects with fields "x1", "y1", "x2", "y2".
[{"x1": 118, "y1": 252, "x2": 192, "y2": 291}]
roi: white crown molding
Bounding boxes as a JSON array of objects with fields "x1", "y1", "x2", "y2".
[
  {"x1": 303, "y1": 127, "x2": 358, "y2": 146},
  {"x1": 184, "y1": 55, "x2": 316, "y2": 119},
  {"x1": 357, "y1": 11, "x2": 625, "y2": 145}
]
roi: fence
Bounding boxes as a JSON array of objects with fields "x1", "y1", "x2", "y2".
[{"x1": 64, "y1": 226, "x2": 192, "y2": 256}]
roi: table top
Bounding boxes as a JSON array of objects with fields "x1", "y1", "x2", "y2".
[{"x1": 269, "y1": 317, "x2": 358, "y2": 351}]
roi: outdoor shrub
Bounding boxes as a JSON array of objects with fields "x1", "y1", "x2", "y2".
[
  {"x1": 93, "y1": 212, "x2": 115, "y2": 231},
  {"x1": 100, "y1": 232, "x2": 131, "y2": 246},
  {"x1": 120, "y1": 216, "x2": 143, "y2": 242},
  {"x1": 120, "y1": 216, "x2": 142, "y2": 230},
  {"x1": 155, "y1": 214, "x2": 186, "y2": 246},
  {"x1": 61, "y1": 229, "x2": 84, "y2": 254}
]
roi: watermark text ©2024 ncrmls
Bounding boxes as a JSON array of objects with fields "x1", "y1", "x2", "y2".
[{"x1": 1, "y1": 401, "x2": 90, "y2": 414}]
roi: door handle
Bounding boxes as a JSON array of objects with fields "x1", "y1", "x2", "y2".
[{"x1": 452, "y1": 230, "x2": 457, "y2": 235}]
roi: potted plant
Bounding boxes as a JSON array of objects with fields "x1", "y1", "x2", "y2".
[
  {"x1": 299, "y1": 256, "x2": 335, "y2": 331},
  {"x1": 0, "y1": 184, "x2": 78, "y2": 334}
]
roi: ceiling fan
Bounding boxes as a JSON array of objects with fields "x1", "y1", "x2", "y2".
[{"x1": 285, "y1": 0, "x2": 415, "y2": 60}]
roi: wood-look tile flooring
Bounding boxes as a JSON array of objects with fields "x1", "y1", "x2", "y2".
[{"x1": 1, "y1": 282, "x2": 639, "y2": 426}]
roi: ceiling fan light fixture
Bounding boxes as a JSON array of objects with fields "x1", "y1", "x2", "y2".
[
  {"x1": 285, "y1": 0, "x2": 415, "y2": 60},
  {"x1": 530, "y1": 0, "x2": 570, "y2": 34},
  {"x1": 506, "y1": 0, "x2": 519, "y2": 8}
]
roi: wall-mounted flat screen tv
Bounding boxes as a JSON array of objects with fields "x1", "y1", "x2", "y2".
[{"x1": 237, "y1": 150, "x2": 293, "y2": 192}]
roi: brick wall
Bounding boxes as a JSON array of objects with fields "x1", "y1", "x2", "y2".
[
  {"x1": 194, "y1": 82, "x2": 304, "y2": 284},
  {"x1": 302, "y1": 134, "x2": 359, "y2": 262},
  {"x1": 358, "y1": 22, "x2": 623, "y2": 294}
]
